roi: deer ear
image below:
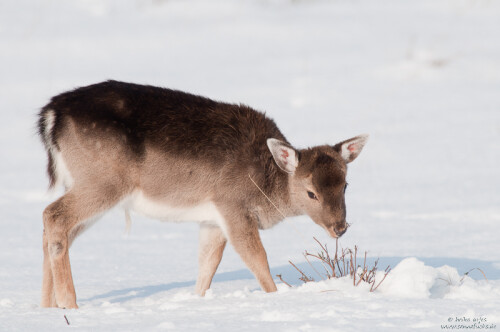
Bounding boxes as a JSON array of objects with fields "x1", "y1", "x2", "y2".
[
  {"x1": 267, "y1": 138, "x2": 298, "y2": 174},
  {"x1": 333, "y1": 134, "x2": 369, "y2": 163}
]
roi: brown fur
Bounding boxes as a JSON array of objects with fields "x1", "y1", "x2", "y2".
[{"x1": 38, "y1": 81, "x2": 368, "y2": 308}]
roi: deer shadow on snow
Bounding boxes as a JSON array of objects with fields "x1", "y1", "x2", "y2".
[
  {"x1": 81, "y1": 257, "x2": 499, "y2": 304},
  {"x1": 81, "y1": 263, "x2": 302, "y2": 304}
]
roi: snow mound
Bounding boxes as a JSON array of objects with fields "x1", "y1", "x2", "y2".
[
  {"x1": 379, "y1": 257, "x2": 437, "y2": 298},
  {"x1": 376, "y1": 258, "x2": 495, "y2": 300}
]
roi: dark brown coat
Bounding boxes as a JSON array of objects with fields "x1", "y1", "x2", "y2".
[{"x1": 38, "y1": 80, "x2": 368, "y2": 308}]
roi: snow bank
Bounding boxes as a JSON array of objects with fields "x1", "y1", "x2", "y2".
[
  {"x1": 378, "y1": 258, "x2": 497, "y2": 300},
  {"x1": 289, "y1": 257, "x2": 498, "y2": 302},
  {"x1": 379, "y1": 257, "x2": 438, "y2": 298}
]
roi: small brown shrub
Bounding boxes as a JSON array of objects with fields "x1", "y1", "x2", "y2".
[{"x1": 279, "y1": 237, "x2": 391, "y2": 292}]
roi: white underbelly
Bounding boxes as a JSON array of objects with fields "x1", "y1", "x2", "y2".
[{"x1": 125, "y1": 191, "x2": 224, "y2": 225}]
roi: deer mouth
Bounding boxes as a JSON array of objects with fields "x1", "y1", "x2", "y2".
[
  {"x1": 323, "y1": 225, "x2": 339, "y2": 238},
  {"x1": 325, "y1": 224, "x2": 347, "y2": 238}
]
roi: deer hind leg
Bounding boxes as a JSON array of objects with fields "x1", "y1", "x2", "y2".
[
  {"x1": 220, "y1": 209, "x2": 277, "y2": 293},
  {"x1": 41, "y1": 230, "x2": 56, "y2": 307},
  {"x1": 195, "y1": 224, "x2": 227, "y2": 296},
  {"x1": 42, "y1": 187, "x2": 123, "y2": 309}
]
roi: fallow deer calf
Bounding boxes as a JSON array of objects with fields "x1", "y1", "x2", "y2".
[{"x1": 38, "y1": 80, "x2": 368, "y2": 309}]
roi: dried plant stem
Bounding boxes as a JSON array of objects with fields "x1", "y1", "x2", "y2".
[
  {"x1": 289, "y1": 260, "x2": 313, "y2": 283},
  {"x1": 276, "y1": 274, "x2": 292, "y2": 287},
  {"x1": 248, "y1": 174, "x2": 286, "y2": 219},
  {"x1": 460, "y1": 268, "x2": 488, "y2": 283},
  {"x1": 371, "y1": 266, "x2": 391, "y2": 292},
  {"x1": 304, "y1": 253, "x2": 325, "y2": 281}
]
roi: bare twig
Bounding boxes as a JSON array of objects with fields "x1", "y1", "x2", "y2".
[
  {"x1": 64, "y1": 315, "x2": 70, "y2": 325},
  {"x1": 334, "y1": 238, "x2": 339, "y2": 277},
  {"x1": 289, "y1": 260, "x2": 313, "y2": 282},
  {"x1": 248, "y1": 174, "x2": 287, "y2": 220},
  {"x1": 356, "y1": 270, "x2": 367, "y2": 286},
  {"x1": 371, "y1": 266, "x2": 391, "y2": 292},
  {"x1": 437, "y1": 277, "x2": 453, "y2": 286},
  {"x1": 363, "y1": 251, "x2": 367, "y2": 272},
  {"x1": 460, "y1": 268, "x2": 488, "y2": 283},
  {"x1": 304, "y1": 253, "x2": 325, "y2": 281},
  {"x1": 305, "y1": 252, "x2": 330, "y2": 277},
  {"x1": 276, "y1": 274, "x2": 292, "y2": 287},
  {"x1": 313, "y1": 237, "x2": 336, "y2": 275}
]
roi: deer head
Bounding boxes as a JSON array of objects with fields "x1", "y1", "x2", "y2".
[{"x1": 268, "y1": 134, "x2": 368, "y2": 238}]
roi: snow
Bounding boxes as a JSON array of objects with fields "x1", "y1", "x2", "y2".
[
  {"x1": 5, "y1": 259, "x2": 498, "y2": 330},
  {"x1": 1, "y1": 0, "x2": 499, "y2": 330}
]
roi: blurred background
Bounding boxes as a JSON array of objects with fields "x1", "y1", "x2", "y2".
[{"x1": 0, "y1": 0, "x2": 499, "y2": 305}]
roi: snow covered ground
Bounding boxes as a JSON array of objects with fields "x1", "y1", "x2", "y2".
[{"x1": 0, "y1": 0, "x2": 499, "y2": 330}]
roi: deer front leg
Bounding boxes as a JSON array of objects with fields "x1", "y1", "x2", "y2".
[
  {"x1": 222, "y1": 210, "x2": 277, "y2": 293},
  {"x1": 195, "y1": 224, "x2": 227, "y2": 296}
]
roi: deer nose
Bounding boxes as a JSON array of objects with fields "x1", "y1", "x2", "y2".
[{"x1": 334, "y1": 225, "x2": 347, "y2": 237}]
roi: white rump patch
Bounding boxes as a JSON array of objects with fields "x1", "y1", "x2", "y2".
[
  {"x1": 42, "y1": 110, "x2": 75, "y2": 191},
  {"x1": 53, "y1": 150, "x2": 74, "y2": 190},
  {"x1": 43, "y1": 110, "x2": 56, "y2": 144}
]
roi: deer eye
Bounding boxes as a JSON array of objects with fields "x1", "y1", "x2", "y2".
[
  {"x1": 344, "y1": 183, "x2": 348, "y2": 193},
  {"x1": 307, "y1": 191, "x2": 318, "y2": 200}
]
